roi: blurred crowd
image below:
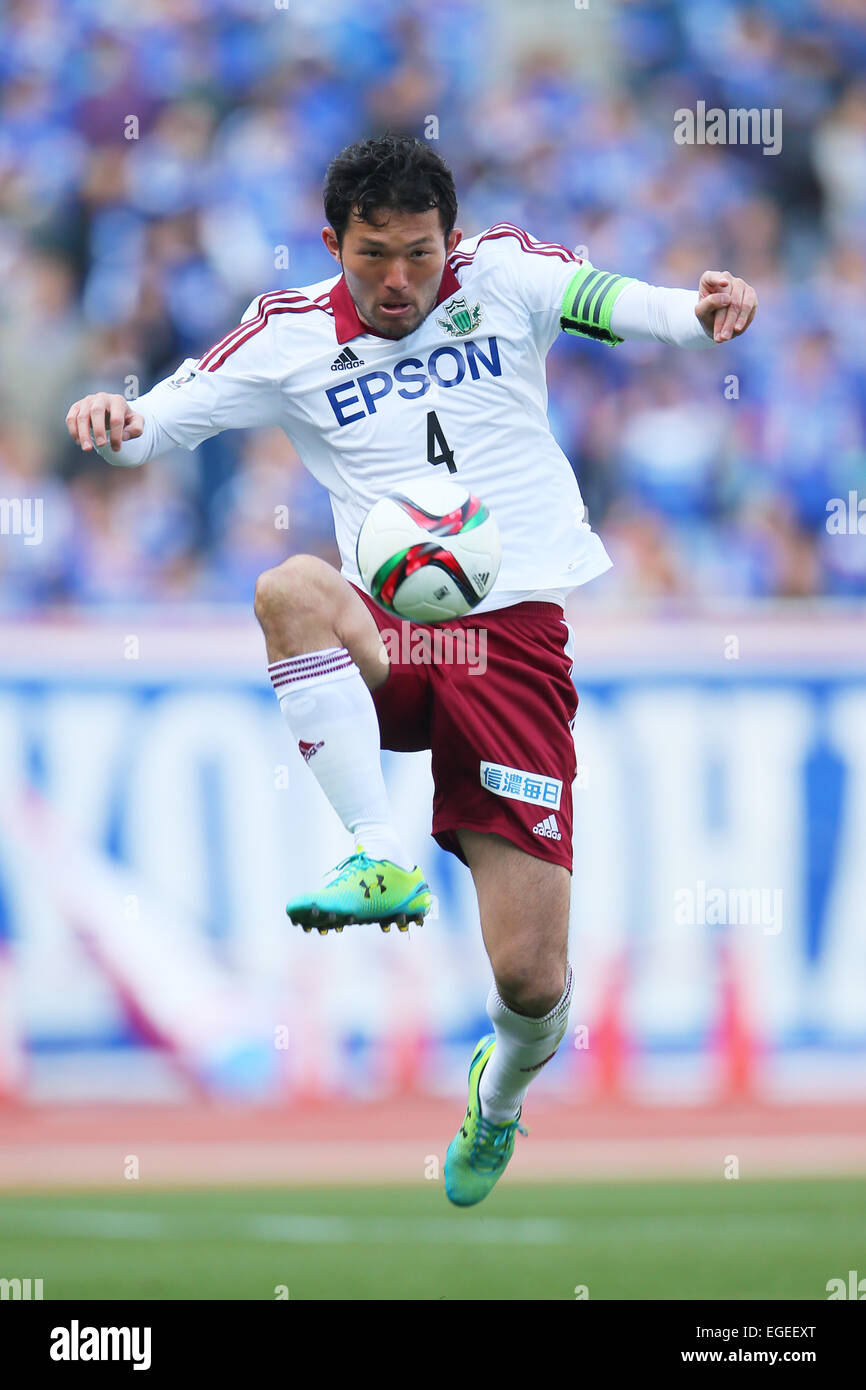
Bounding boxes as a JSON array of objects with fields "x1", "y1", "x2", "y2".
[{"x1": 1, "y1": 0, "x2": 865, "y2": 609}]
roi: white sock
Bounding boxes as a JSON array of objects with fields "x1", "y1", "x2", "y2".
[
  {"x1": 478, "y1": 964, "x2": 574, "y2": 1123},
  {"x1": 269, "y1": 647, "x2": 411, "y2": 869}
]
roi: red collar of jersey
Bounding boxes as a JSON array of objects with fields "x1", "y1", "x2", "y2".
[{"x1": 329, "y1": 264, "x2": 462, "y2": 344}]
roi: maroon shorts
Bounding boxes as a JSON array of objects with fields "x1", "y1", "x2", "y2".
[{"x1": 350, "y1": 583, "x2": 579, "y2": 872}]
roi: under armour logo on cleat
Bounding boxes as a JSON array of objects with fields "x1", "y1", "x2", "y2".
[
  {"x1": 360, "y1": 875, "x2": 387, "y2": 898},
  {"x1": 299, "y1": 739, "x2": 325, "y2": 763}
]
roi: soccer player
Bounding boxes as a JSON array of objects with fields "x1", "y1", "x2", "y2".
[{"x1": 66, "y1": 134, "x2": 757, "y2": 1207}]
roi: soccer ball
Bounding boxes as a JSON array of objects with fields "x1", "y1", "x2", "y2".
[{"x1": 356, "y1": 478, "x2": 502, "y2": 622}]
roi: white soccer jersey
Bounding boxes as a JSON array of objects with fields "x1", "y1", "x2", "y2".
[{"x1": 103, "y1": 222, "x2": 713, "y2": 612}]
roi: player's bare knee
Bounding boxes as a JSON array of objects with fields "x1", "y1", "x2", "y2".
[
  {"x1": 254, "y1": 556, "x2": 385, "y2": 681},
  {"x1": 254, "y1": 555, "x2": 338, "y2": 639},
  {"x1": 492, "y1": 958, "x2": 567, "y2": 1018}
]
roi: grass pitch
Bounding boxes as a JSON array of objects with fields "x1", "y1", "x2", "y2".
[{"x1": 1, "y1": 1177, "x2": 862, "y2": 1300}]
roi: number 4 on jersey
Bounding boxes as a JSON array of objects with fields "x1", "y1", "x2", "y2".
[{"x1": 427, "y1": 410, "x2": 456, "y2": 473}]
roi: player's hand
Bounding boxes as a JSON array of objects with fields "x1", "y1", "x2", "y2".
[
  {"x1": 65, "y1": 393, "x2": 145, "y2": 453},
  {"x1": 695, "y1": 271, "x2": 758, "y2": 343}
]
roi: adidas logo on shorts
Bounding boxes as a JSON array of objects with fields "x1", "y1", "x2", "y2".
[
  {"x1": 532, "y1": 814, "x2": 561, "y2": 841},
  {"x1": 331, "y1": 347, "x2": 365, "y2": 371}
]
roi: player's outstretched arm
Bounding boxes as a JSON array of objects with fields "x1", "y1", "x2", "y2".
[
  {"x1": 66, "y1": 293, "x2": 285, "y2": 466},
  {"x1": 694, "y1": 270, "x2": 758, "y2": 342},
  {"x1": 559, "y1": 259, "x2": 757, "y2": 350}
]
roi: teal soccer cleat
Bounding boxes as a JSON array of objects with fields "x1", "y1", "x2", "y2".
[
  {"x1": 286, "y1": 846, "x2": 432, "y2": 934},
  {"x1": 444, "y1": 1034, "x2": 527, "y2": 1207}
]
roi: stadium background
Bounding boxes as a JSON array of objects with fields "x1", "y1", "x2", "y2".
[{"x1": 1, "y1": 0, "x2": 865, "y2": 1301}]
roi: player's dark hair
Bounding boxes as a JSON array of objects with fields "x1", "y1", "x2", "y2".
[{"x1": 324, "y1": 134, "x2": 458, "y2": 246}]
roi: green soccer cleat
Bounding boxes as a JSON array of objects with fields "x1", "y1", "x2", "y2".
[
  {"x1": 286, "y1": 846, "x2": 432, "y2": 934},
  {"x1": 444, "y1": 1034, "x2": 527, "y2": 1207}
]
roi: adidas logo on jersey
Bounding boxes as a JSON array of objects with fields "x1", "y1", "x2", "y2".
[
  {"x1": 532, "y1": 814, "x2": 561, "y2": 841},
  {"x1": 331, "y1": 347, "x2": 365, "y2": 371}
]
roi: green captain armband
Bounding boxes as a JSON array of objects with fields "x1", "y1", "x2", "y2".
[{"x1": 560, "y1": 263, "x2": 635, "y2": 345}]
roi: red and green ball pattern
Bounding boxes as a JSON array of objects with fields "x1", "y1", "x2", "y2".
[{"x1": 371, "y1": 493, "x2": 489, "y2": 614}]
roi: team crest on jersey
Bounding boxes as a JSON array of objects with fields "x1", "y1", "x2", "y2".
[{"x1": 437, "y1": 297, "x2": 482, "y2": 337}]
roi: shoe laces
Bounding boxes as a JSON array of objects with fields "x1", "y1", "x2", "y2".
[
  {"x1": 328, "y1": 851, "x2": 374, "y2": 885},
  {"x1": 467, "y1": 1112, "x2": 528, "y2": 1174}
]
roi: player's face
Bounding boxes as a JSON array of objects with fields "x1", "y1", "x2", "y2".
[{"x1": 323, "y1": 209, "x2": 463, "y2": 339}]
